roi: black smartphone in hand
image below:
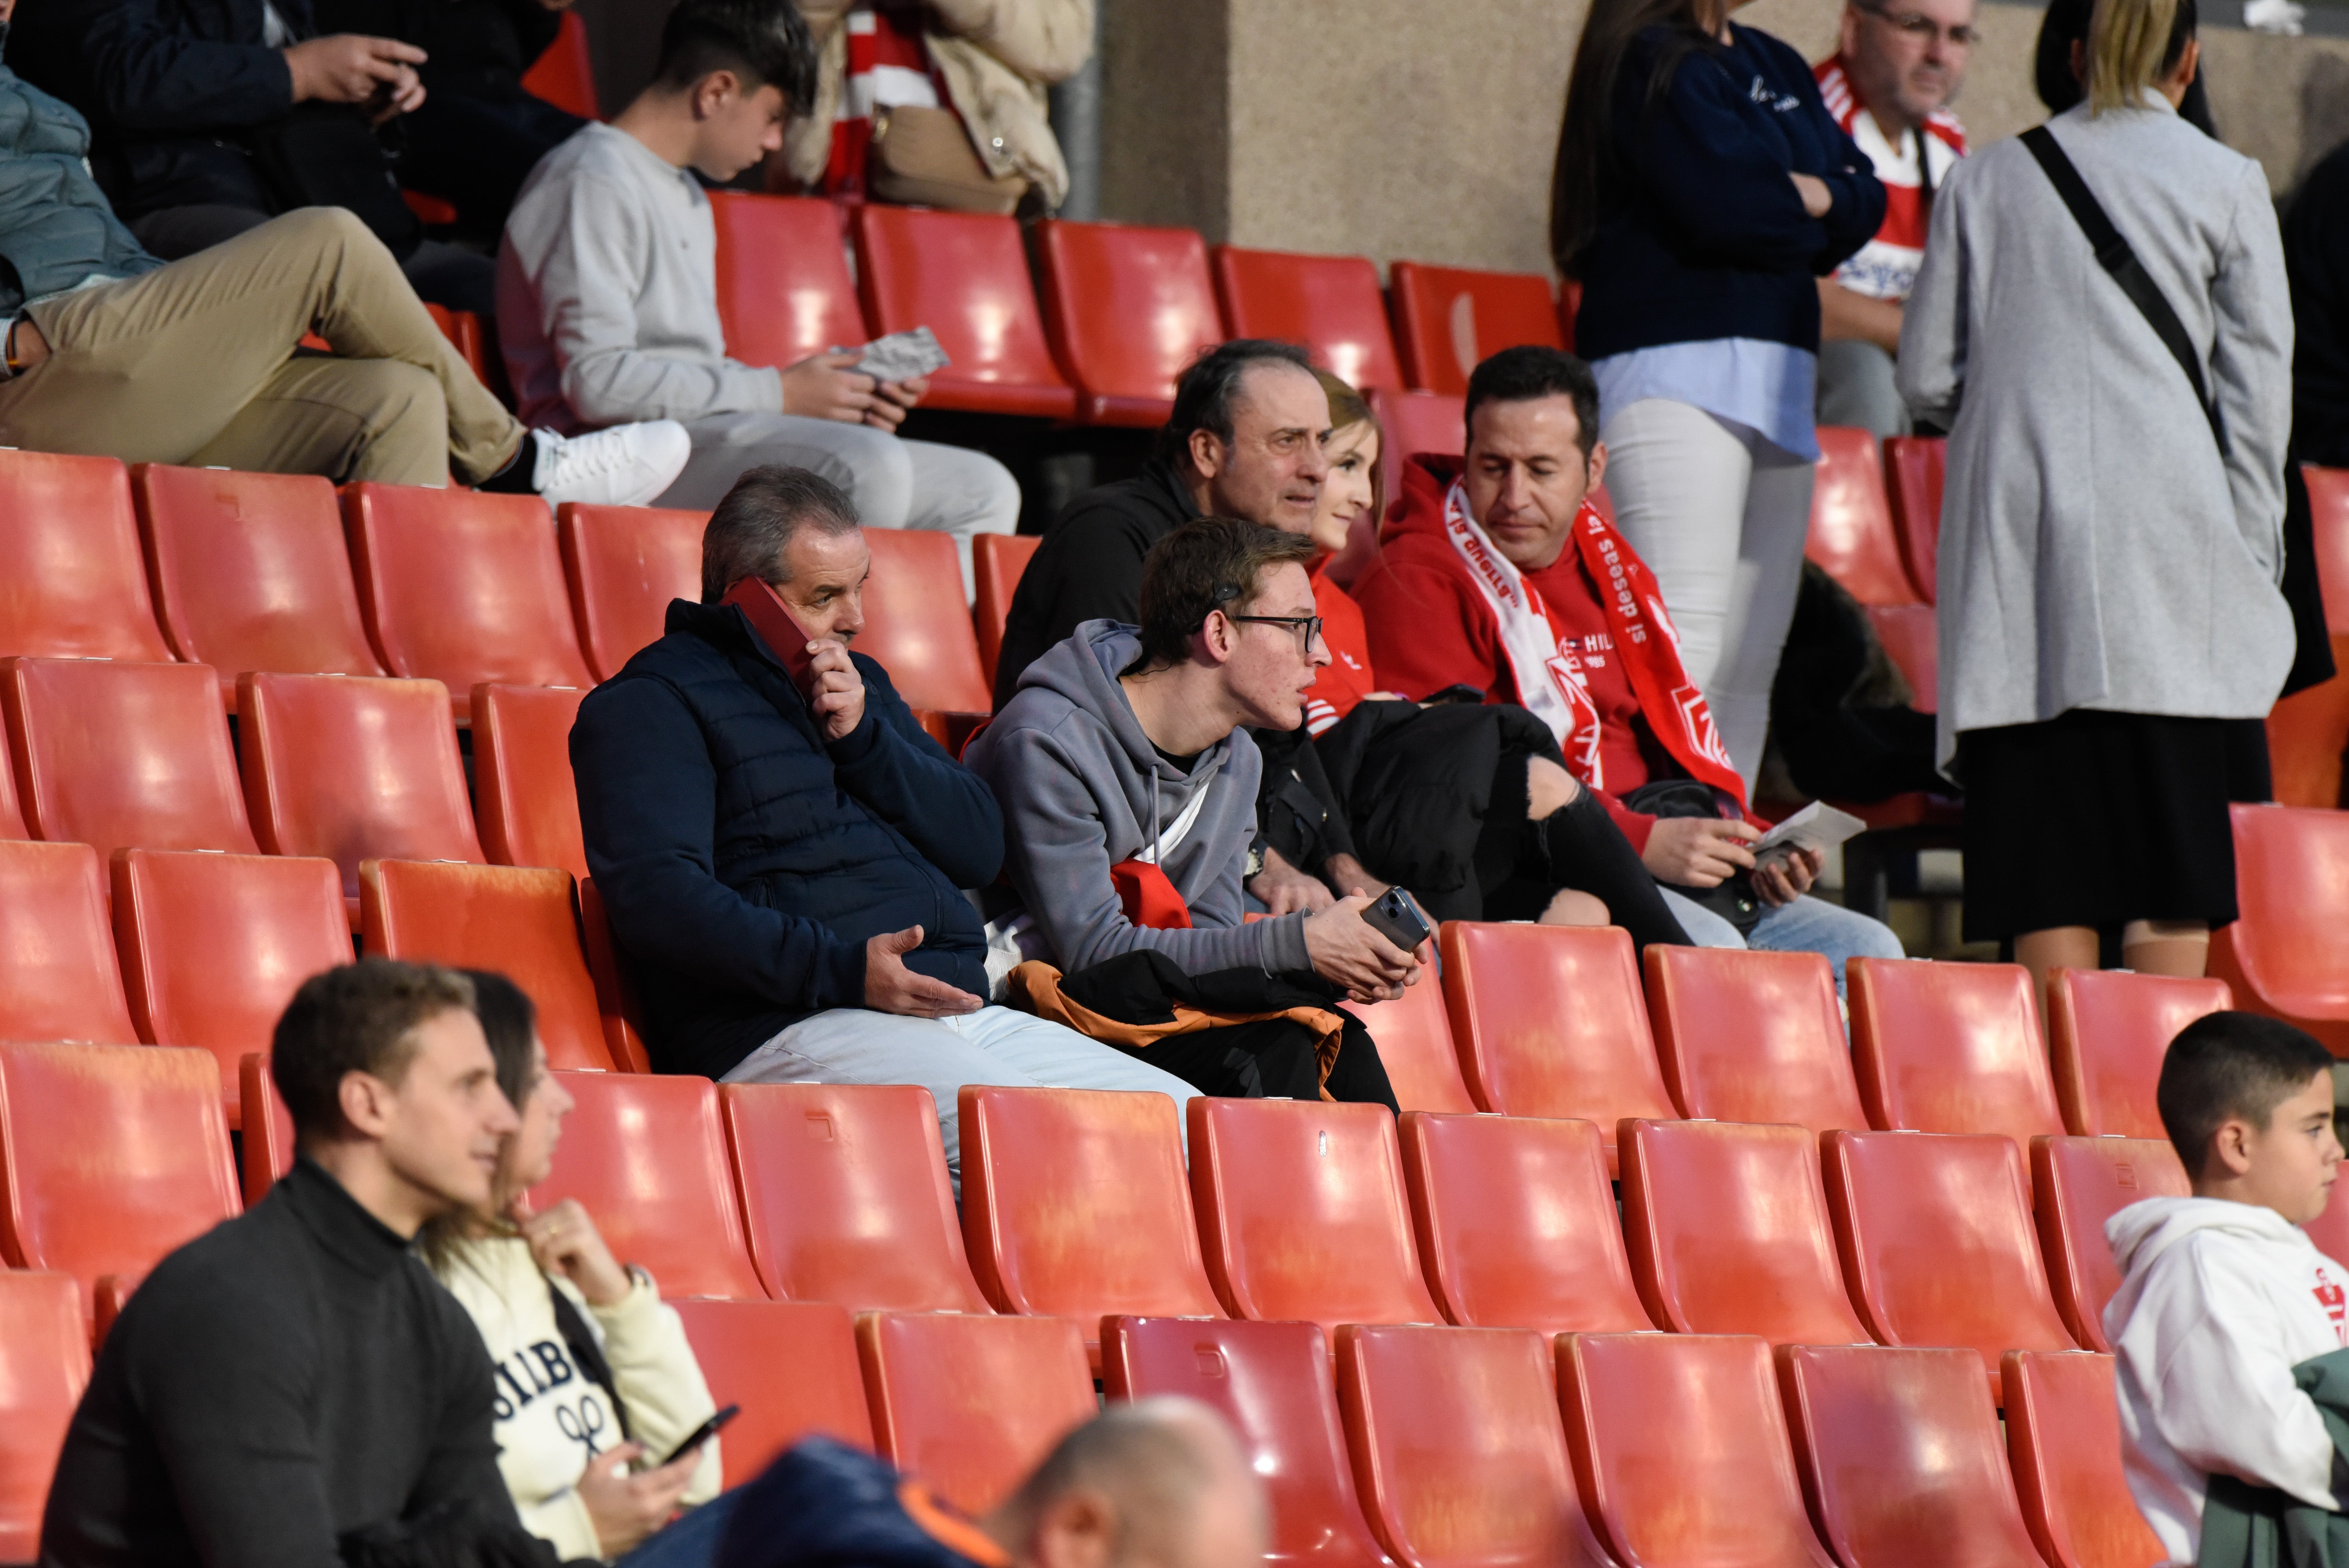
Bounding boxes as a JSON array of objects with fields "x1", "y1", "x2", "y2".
[
  {"x1": 659, "y1": 1404, "x2": 741, "y2": 1467},
  {"x1": 1361, "y1": 888, "x2": 1431, "y2": 955}
]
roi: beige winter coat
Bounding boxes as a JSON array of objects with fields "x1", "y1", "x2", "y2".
[{"x1": 785, "y1": 0, "x2": 1094, "y2": 208}]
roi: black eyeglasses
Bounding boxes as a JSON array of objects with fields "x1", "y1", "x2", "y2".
[{"x1": 1225, "y1": 613, "x2": 1326, "y2": 651}]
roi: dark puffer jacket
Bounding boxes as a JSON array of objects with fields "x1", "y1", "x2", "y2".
[{"x1": 573, "y1": 598, "x2": 1003, "y2": 1080}]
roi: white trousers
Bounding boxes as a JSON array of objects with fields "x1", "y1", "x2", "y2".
[{"x1": 1598, "y1": 398, "x2": 1817, "y2": 789}]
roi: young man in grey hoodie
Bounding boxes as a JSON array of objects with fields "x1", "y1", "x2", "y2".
[{"x1": 964, "y1": 516, "x2": 1422, "y2": 1104}]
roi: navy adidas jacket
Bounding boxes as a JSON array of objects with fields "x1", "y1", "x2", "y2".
[{"x1": 573, "y1": 599, "x2": 1002, "y2": 1081}]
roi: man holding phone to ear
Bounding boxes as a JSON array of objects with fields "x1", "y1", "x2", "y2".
[{"x1": 572, "y1": 466, "x2": 1197, "y2": 1185}]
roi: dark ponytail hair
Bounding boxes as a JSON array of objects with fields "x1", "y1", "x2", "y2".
[{"x1": 1550, "y1": 0, "x2": 1730, "y2": 277}]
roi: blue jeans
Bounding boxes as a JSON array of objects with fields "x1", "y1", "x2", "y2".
[
  {"x1": 616, "y1": 1490, "x2": 740, "y2": 1568},
  {"x1": 1659, "y1": 889, "x2": 1905, "y2": 996}
]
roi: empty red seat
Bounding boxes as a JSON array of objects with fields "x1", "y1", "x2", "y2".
[
  {"x1": 1620, "y1": 1117, "x2": 1873, "y2": 1346},
  {"x1": 1337, "y1": 1322, "x2": 1615, "y2": 1568},
  {"x1": 1344, "y1": 976, "x2": 1474, "y2": 1114},
  {"x1": 1399, "y1": 1111, "x2": 1651, "y2": 1335},
  {"x1": 1823, "y1": 1130, "x2": 2078, "y2": 1392},
  {"x1": 721, "y1": 1082, "x2": 992, "y2": 1312},
  {"x1": 1188, "y1": 1096, "x2": 1441, "y2": 1336},
  {"x1": 472, "y1": 684, "x2": 588, "y2": 880},
  {"x1": 1805, "y1": 428, "x2": 1918, "y2": 609},
  {"x1": 1643, "y1": 946, "x2": 1868, "y2": 1135},
  {"x1": 0, "y1": 840, "x2": 139, "y2": 1048},
  {"x1": 1778, "y1": 1343, "x2": 2047, "y2": 1568},
  {"x1": 0, "y1": 449, "x2": 174, "y2": 663},
  {"x1": 1103, "y1": 1315, "x2": 1395, "y2": 1568},
  {"x1": 2047, "y1": 968, "x2": 2229, "y2": 1139},
  {"x1": 0, "y1": 1042, "x2": 241, "y2": 1332},
  {"x1": 557, "y1": 502, "x2": 708, "y2": 682},
  {"x1": 1864, "y1": 602, "x2": 1939, "y2": 712},
  {"x1": 859, "y1": 527, "x2": 991, "y2": 741},
  {"x1": 2031, "y1": 1135, "x2": 2190, "y2": 1352},
  {"x1": 2003, "y1": 1350, "x2": 2166, "y2": 1568},
  {"x1": 0, "y1": 1270, "x2": 90, "y2": 1561},
  {"x1": 1883, "y1": 435, "x2": 1944, "y2": 603},
  {"x1": 520, "y1": 10, "x2": 598, "y2": 118},
  {"x1": 342, "y1": 483, "x2": 595, "y2": 709},
  {"x1": 527, "y1": 1070, "x2": 765, "y2": 1298},
  {"x1": 240, "y1": 672, "x2": 484, "y2": 904},
  {"x1": 1559, "y1": 1332, "x2": 1838, "y2": 1568},
  {"x1": 238, "y1": 1052, "x2": 296, "y2": 1206},
  {"x1": 853, "y1": 206, "x2": 1076, "y2": 418},
  {"x1": 3, "y1": 657, "x2": 258, "y2": 861},
  {"x1": 1437, "y1": 923, "x2": 1679, "y2": 1175},
  {"x1": 133, "y1": 463, "x2": 386, "y2": 709},
  {"x1": 1848, "y1": 957, "x2": 2066, "y2": 1158},
  {"x1": 1212, "y1": 245, "x2": 1403, "y2": 391},
  {"x1": 1388, "y1": 263, "x2": 1564, "y2": 396},
  {"x1": 358, "y1": 859, "x2": 617, "y2": 1072},
  {"x1": 2267, "y1": 467, "x2": 2349, "y2": 808},
  {"x1": 670, "y1": 1298, "x2": 872, "y2": 1488},
  {"x1": 973, "y1": 532, "x2": 1039, "y2": 690},
  {"x1": 709, "y1": 192, "x2": 869, "y2": 373},
  {"x1": 2209, "y1": 804, "x2": 2349, "y2": 1052},
  {"x1": 957, "y1": 1086, "x2": 1220, "y2": 1354},
  {"x1": 1035, "y1": 220, "x2": 1225, "y2": 427},
  {"x1": 112, "y1": 848, "x2": 350, "y2": 1127},
  {"x1": 1369, "y1": 388, "x2": 1467, "y2": 466},
  {"x1": 857, "y1": 1310, "x2": 1095, "y2": 1516}
]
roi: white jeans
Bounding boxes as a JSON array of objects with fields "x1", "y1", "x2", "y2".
[
  {"x1": 1599, "y1": 398, "x2": 1817, "y2": 789},
  {"x1": 656, "y1": 413, "x2": 1020, "y2": 596},
  {"x1": 719, "y1": 1005, "x2": 1197, "y2": 1183}
]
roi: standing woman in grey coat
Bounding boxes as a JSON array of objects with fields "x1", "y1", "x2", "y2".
[{"x1": 1897, "y1": 0, "x2": 2292, "y2": 998}]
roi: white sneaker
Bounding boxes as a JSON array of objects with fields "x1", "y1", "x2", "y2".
[{"x1": 530, "y1": 421, "x2": 692, "y2": 509}]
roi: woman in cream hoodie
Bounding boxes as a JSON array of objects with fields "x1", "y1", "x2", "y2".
[{"x1": 422, "y1": 973, "x2": 725, "y2": 1563}]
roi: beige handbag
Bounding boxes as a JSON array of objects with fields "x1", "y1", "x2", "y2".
[{"x1": 868, "y1": 103, "x2": 1029, "y2": 215}]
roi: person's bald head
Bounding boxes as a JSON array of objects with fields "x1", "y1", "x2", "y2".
[{"x1": 986, "y1": 1399, "x2": 1267, "y2": 1568}]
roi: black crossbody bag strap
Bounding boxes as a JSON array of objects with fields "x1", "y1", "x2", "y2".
[{"x1": 2020, "y1": 124, "x2": 2229, "y2": 457}]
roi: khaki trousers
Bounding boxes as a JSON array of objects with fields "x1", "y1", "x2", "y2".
[{"x1": 0, "y1": 207, "x2": 525, "y2": 486}]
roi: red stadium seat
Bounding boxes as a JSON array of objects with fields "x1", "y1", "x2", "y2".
[
  {"x1": 240, "y1": 672, "x2": 483, "y2": 906},
  {"x1": 0, "y1": 720, "x2": 21, "y2": 840},
  {"x1": 852, "y1": 206, "x2": 1075, "y2": 418},
  {"x1": 1847, "y1": 957, "x2": 2066, "y2": 1160},
  {"x1": 134, "y1": 463, "x2": 386, "y2": 709},
  {"x1": 472, "y1": 684, "x2": 588, "y2": 880},
  {"x1": 238, "y1": 1053, "x2": 296, "y2": 1206},
  {"x1": 709, "y1": 193, "x2": 868, "y2": 373},
  {"x1": 1336, "y1": 1322, "x2": 1616, "y2": 1568},
  {"x1": 1212, "y1": 245, "x2": 1404, "y2": 391},
  {"x1": 1823, "y1": 1130, "x2": 2079, "y2": 1394},
  {"x1": 721, "y1": 1082, "x2": 993, "y2": 1313},
  {"x1": 0, "y1": 840, "x2": 139, "y2": 1048},
  {"x1": 1643, "y1": 946, "x2": 1868, "y2": 1135},
  {"x1": 0, "y1": 1271, "x2": 90, "y2": 1561},
  {"x1": 857, "y1": 1311, "x2": 1095, "y2": 1516},
  {"x1": 1619, "y1": 1117, "x2": 1873, "y2": 1346},
  {"x1": 1102, "y1": 1316, "x2": 1395, "y2": 1568},
  {"x1": 1558, "y1": 1332, "x2": 1839, "y2": 1568},
  {"x1": 0, "y1": 449, "x2": 173, "y2": 663},
  {"x1": 576, "y1": 878, "x2": 651, "y2": 1074},
  {"x1": 957, "y1": 1087, "x2": 1219, "y2": 1360},
  {"x1": 423, "y1": 304, "x2": 494, "y2": 387},
  {"x1": 1387, "y1": 263, "x2": 1564, "y2": 396},
  {"x1": 342, "y1": 483, "x2": 595, "y2": 711},
  {"x1": 1778, "y1": 1343, "x2": 2047, "y2": 1568},
  {"x1": 1805, "y1": 428, "x2": 1918, "y2": 609},
  {"x1": 0, "y1": 1043, "x2": 240, "y2": 1333},
  {"x1": 2032, "y1": 1135, "x2": 2189, "y2": 1352},
  {"x1": 1035, "y1": 220, "x2": 1225, "y2": 427},
  {"x1": 1863, "y1": 602, "x2": 1939, "y2": 711},
  {"x1": 859, "y1": 527, "x2": 991, "y2": 745},
  {"x1": 1557, "y1": 280, "x2": 1581, "y2": 352},
  {"x1": 2, "y1": 657, "x2": 258, "y2": 861},
  {"x1": 2047, "y1": 968, "x2": 2229, "y2": 1139},
  {"x1": 2003, "y1": 1350, "x2": 2166, "y2": 1568},
  {"x1": 1369, "y1": 388, "x2": 1467, "y2": 467},
  {"x1": 2210, "y1": 804, "x2": 2349, "y2": 1053},
  {"x1": 557, "y1": 502, "x2": 708, "y2": 683},
  {"x1": 359, "y1": 859, "x2": 617, "y2": 1072},
  {"x1": 527, "y1": 1071, "x2": 765, "y2": 1299},
  {"x1": 669, "y1": 1298, "x2": 873, "y2": 1488},
  {"x1": 1344, "y1": 977, "x2": 1474, "y2": 1114},
  {"x1": 1883, "y1": 435, "x2": 1944, "y2": 604},
  {"x1": 1436, "y1": 923, "x2": 1678, "y2": 1175},
  {"x1": 2267, "y1": 467, "x2": 2349, "y2": 808},
  {"x1": 520, "y1": 10, "x2": 598, "y2": 118},
  {"x1": 1187, "y1": 1096, "x2": 1441, "y2": 1336},
  {"x1": 973, "y1": 532, "x2": 1039, "y2": 690},
  {"x1": 112, "y1": 849, "x2": 349, "y2": 1127}
]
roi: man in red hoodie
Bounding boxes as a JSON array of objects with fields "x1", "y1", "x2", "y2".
[{"x1": 1355, "y1": 346, "x2": 1902, "y2": 986}]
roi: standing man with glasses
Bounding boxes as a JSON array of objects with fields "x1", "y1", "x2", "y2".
[{"x1": 1814, "y1": 0, "x2": 1975, "y2": 438}]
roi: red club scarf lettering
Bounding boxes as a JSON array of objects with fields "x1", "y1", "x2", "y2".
[{"x1": 1440, "y1": 478, "x2": 1745, "y2": 809}]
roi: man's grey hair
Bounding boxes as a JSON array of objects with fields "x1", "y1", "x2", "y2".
[
  {"x1": 1160, "y1": 339, "x2": 1319, "y2": 464},
  {"x1": 1000, "y1": 1397, "x2": 1262, "y2": 1563},
  {"x1": 698, "y1": 465, "x2": 861, "y2": 604}
]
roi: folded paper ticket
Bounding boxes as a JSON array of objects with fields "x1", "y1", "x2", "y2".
[
  {"x1": 850, "y1": 326, "x2": 952, "y2": 383},
  {"x1": 1752, "y1": 800, "x2": 1869, "y2": 866}
]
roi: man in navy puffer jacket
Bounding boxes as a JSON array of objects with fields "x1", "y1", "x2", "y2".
[{"x1": 573, "y1": 465, "x2": 1196, "y2": 1181}]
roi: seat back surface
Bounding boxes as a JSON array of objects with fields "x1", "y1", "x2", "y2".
[
  {"x1": 472, "y1": 683, "x2": 588, "y2": 880},
  {"x1": 557, "y1": 503, "x2": 708, "y2": 683},
  {"x1": 857, "y1": 1311, "x2": 1096, "y2": 1517},
  {"x1": 1644, "y1": 946, "x2": 1868, "y2": 1134},
  {"x1": 2031, "y1": 1135, "x2": 2190, "y2": 1352},
  {"x1": 1883, "y1": 435, "x2": 1944, "y2": 603},
  {"x1": 1212, "y1": 245, "x2": 1403, "y2": 391},
  {"x1": 2048, "y1": 969, "x2": 2230, "y2": 1139},
  {"x1": 0, "y1": 840, "x2": 139, "y2": 1048},
  {"x1": 853, "y1": 207, "x2": 1075, "y2": 418},
  {"x1": 858, "y1": 528, "x2": 991, "y2": 715},
  {"x1": 2003, "y1": 1350, "x2": 2167, "y2": 1568},
  {"x1": 1343, "y1": 978, "x2": 1474, "y2": 1114},
  {"x1": 2210, "y1": 805, "x2": 2349, "y2": 1048},
  {"x1": 1035, "y1": 219, "x2": 1224, "y2": 426},
  {"x1": 0, "y1": 450, "x2": 173, "y2": 663},
  {"x1": 1804, "y1": 428, "x2": 1915, "y2": 608},
  {"x1": 1387, "y1": 263, "x2": 1563, "y2": 396},
  {"x1": 1848, "y1": 957, "x2": 2066, "y2": 1157},
  {"x1": 0, "y1": 1271, "x2": 91, "y2": 1563},
  {"x1": 670, "y1": 1298, "x2": 873, "y2": 1488},
  {"x1": 709, "y1": 192, "x2": 868, "y2": 372},
  {"x1": 972, "y1": 532, "x2": 1040, "y2": 689}
]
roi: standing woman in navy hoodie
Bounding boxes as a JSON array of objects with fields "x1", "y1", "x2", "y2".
[{"x1": 1551, "y1": 0, "x2": 1882, "y2": 792}]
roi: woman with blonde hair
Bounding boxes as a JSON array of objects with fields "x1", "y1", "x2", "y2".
[{"x1": 1897, "y1": 0, "x2": 2292, "y2": 1000}]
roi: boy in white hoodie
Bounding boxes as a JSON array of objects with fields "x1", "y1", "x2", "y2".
[{"x1": 2107, "y1": 1011, "x2": 2349, "y2": 1564}]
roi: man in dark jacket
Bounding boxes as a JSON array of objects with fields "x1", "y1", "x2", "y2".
[{"x1": 572, "y1": 464, "x2": 1193, "y2": 1179}]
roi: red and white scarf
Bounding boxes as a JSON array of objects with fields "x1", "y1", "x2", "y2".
[{"x1": 1440, "y1": 478, "x2": 1746, "y2": 808}]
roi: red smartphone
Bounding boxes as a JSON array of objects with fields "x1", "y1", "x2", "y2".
[{"x1": 722, "y1": 576, "x2": 822, "y2": 691}]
